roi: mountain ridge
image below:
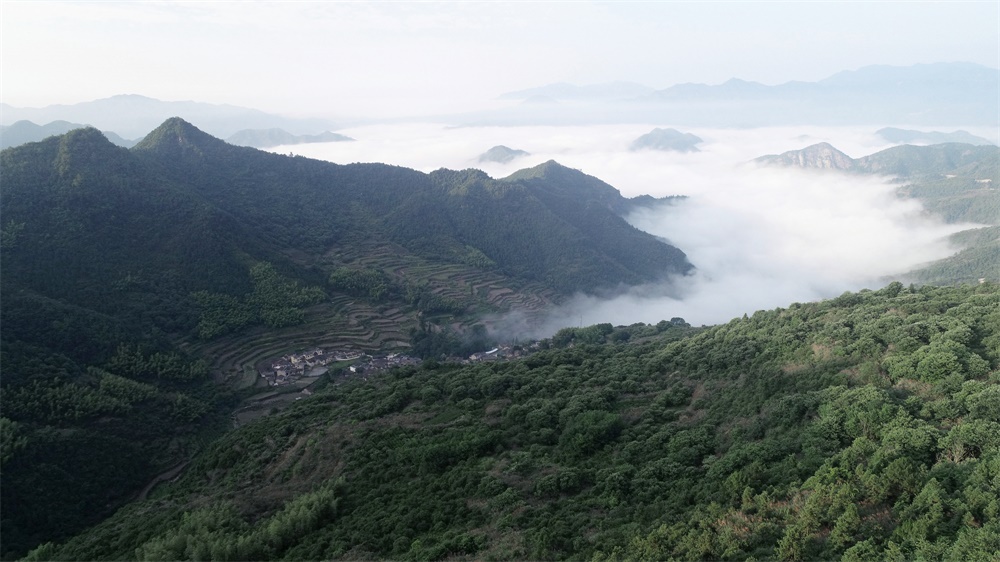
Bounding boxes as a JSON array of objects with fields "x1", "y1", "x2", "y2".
[
  {"x1": 0, "y1": 95, "x2": 340, "y2": 139},
  {"x1": 465, "y1": 62, "x2": 999, "y2": 127}
]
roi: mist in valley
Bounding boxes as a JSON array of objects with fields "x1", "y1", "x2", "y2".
[{"x1": 267, "y1": 124, "x2": 981, "y2": 333}]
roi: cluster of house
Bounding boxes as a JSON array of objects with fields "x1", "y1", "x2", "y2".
[
  {"x1": 459, "y1": 343, "x2": 538, "y2": 364},
  {"x1": 346, "y1": 353, "x2": 422, "y2": 376},
  {"x1": 262, "y1": 342, "x2": 541, "y2": 387},
  {"x1": 261, "y1": 348, "x2": 362, "y2": 386}
]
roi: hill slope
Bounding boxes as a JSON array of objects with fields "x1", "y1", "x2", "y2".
[
  {"x1": 3, "y1": 118, "x2": 691, "y2": 329},
  {"x1": 754, "y1": 142, "x2": 1000, "y2": 283},
  {"x1": 23, "y1": 282, "x2": 1000, "y2": 561},
  {"x1": 0, "y1": 119, "x2": 692, "y2": 557}
]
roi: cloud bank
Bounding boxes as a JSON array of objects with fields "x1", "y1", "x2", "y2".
[{"x1": 269, "y1": 124, "x2": 977, "y2": 332}]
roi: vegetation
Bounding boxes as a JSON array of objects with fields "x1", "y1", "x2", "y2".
[
  {"x1": 757, "y1": 140, "x2": 1000, "y2": 282},
  {"x1": 2, "y1": 121, "x2": 999, "y2": 560},
  {"x1": 0, "y1": 120, "x2": 692, "y2": 558},
  {"x1": 192, "y1": 262, "x2": 325, "y2": 339},
  {"x1": 20, "y1": 283, "x2": 1000, "y2": 561}
]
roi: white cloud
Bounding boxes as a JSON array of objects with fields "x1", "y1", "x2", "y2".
[{"x1": 273, "y1": 124, "x2": 976, "y2": 332}]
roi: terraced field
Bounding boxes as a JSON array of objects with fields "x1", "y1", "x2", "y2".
[
  {"x1": 182, "y1": 242, "x2": 559, "y2": 386},
  {"x1": 331, "y1": 241, "x2": 558, "y2": 315}
]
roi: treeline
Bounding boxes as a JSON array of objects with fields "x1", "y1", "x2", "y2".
[{"x1": 27, "y1": 283, "x2": 998, "y2": 561}]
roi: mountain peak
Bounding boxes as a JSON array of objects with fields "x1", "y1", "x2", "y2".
[
  {"x1": 503, "y1": 159, "x2": 575, "y2": 181},
  {"x1": 630, "y1": 128, "x2": 702, "y2": 152},
  {"x1": 132, "y1": 117, "x2": 230, "y2": 159},
  {"x1": 504, "y1": 160, "x2": 633, "y2": 213},
  {"x1": 478, "y1": 145, "x2": 530, "y2": 164},
  {"x1": 754, "y1": 142, "x2": 856, "y2": 170}
]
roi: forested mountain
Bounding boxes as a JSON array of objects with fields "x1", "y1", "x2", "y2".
[
  {"x1": 0, "y1": 120, "x2": 136, "y2": 149},
  {"x1": 2, "y1": 118, "x2": 690, "y2": 329},
  {"x1": 21, "y1": 282, "x2": 1000, "y2": 561},
  {"x1": 0, "y1": 119, "x2": 691, "y2": 557},
  {"x1": 755, "y1": 142, "x2": 1000, "y2": 284}
]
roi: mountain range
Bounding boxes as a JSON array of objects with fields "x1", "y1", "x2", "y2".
[
  {"x1": 3, "y1": 116, "x2": 1000, "y2": 560},
  {"x1": 4, "y1": 63, "x2": 995, "y2": 138},
  {"x1": 0, "y1": 94, "x2": 339, "y2": 139},
  {"x1": 480, "y1": 62, "x2": 999, "y2": 127},
  {"x1": 2, "y1": 117, "x2": 692, "y2": 333},
  {"x1": 754, "y1": 142, "x2": 1000, "y2": 180},
  {"x1": 876, "y1": 127, "x2": 995, "y2": 146},
  {"x1": 754, "y1": 141, "x2": 1000, "y2": 284}
]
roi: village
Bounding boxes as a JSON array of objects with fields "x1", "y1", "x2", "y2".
[{"x1": 259, "y1": 343, "x2": 536, "y2": 387}]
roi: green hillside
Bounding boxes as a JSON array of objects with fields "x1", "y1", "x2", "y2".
[
  {"x1": 0, "y1": 119, "x2": 692, "y2": 558},
  {"x1": 21, "y1": 282, "x2": 1000, "y2": 561},
  {"x1": 2, "y1": 118, "x2": 691, "y2": 346}
]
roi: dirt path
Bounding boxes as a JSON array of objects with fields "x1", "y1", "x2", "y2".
[{"x1": 137, "y1": 461, "x2": 190, "y2": 501}]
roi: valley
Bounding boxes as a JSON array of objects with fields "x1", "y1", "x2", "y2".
[
  {"x1": 4, "y1": 3, "x2": 999, "y2": 559},
  {"x1": 1, "y1": 117, "x2": 998, "y2": 561}
]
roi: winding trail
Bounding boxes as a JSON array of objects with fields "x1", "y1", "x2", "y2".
[{"x1": 137, "y1": 461, "x2": 190, "y2": 501}]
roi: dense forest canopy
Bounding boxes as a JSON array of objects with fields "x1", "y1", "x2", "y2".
[{"x1": 15, "y1": 282, "x2": 1000, "y2": 561}]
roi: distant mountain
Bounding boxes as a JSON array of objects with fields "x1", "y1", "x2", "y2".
[
  {"x1": 629, "y1": 128, "x2": 702, "y2": 152},
  {"x1": 499, "y1": 81, "x2": 654, "y2": 101},
  {"x1": 755, "y1": 141, "x2": 1000, "y2": 281},
  {"x1": 645, "y1": 62, "x2": 999, "y2": 126},
  {"x1": 754, "y1": 142, "x2": 999, "y2": 179},
  {"x1": 478, "y1": 145, "x2": 530, "y2": 163},
  {"x1": 754, "y1": 142, "x2": 857, "y2": 170},
  {"x1": 876, "y1": 127, "x2": 995, "y2": 146},
  {"x1": 467, "y1": 63, "x2": 999, "y2": 127},
  {"x1": 226, "y1": 128, "x2": 354, "y2": 148},
  {"x1": 650, "y1": 77, "x2": 783, "y2": 102},
  {"x1": 0, "y1": 95, "x2": 337, "y2": 139},
  {"x1": 0, "y1": 120, "x2": 136, "y2": 149}
]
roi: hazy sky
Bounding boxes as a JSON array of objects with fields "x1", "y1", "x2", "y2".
[{"x1": 2, "y1": 1, "x2": 998, "y2": 118}]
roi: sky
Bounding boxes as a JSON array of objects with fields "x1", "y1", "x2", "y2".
[{"x1": 2, "y1": 1, "x2": 998, "y2": 119}]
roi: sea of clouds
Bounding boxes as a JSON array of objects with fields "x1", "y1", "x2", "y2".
[{"x1": 267, "y1": 124, "x2": 979, "y2": 332}]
